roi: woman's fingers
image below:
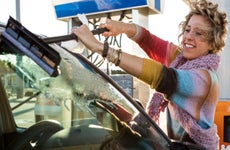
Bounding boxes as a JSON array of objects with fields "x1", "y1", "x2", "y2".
[{"x1": 72, "y1": 25, "x2": 102, "y2": 52}]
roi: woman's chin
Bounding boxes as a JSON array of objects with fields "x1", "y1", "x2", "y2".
[{"x1": 182, "y1": 51, "x2": 195, "y2": 60}]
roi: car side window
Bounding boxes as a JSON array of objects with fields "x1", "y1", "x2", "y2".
[{"x1": 0, "y1": 53, "x2": 43, "y2": 128}]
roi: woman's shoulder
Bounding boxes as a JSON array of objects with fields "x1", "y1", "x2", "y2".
[{"x1": 167, "y1": 44, "x2": 181, "y2": 66}]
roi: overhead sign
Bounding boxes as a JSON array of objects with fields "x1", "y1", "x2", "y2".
[{"x1": 52, "y1": 0, "x2": 162, "y2": 20}]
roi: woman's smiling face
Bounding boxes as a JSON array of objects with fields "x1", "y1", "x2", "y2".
[{"x1": 182, "y1": 14, "x2": 213, "y2": 60}]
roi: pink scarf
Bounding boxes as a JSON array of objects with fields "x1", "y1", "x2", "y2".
[{"x1": 146, "y1": 53, "x2": 220, "y2": 149}]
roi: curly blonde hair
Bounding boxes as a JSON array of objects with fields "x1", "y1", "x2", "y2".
[{"x1": 178, "y1": 0, "x2": 228, "y2": 53}]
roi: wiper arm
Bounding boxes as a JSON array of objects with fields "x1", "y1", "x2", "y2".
[
  {"x1": 11, "y1": 91, "x2": 41, "y2": 111},
  {"x1": 89, "y1": 100, "x2": 133, "y2": 124}
]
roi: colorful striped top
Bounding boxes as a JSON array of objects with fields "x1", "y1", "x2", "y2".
[{"x1": 130, "y1": 25, "x2": 220, "y2": 148}]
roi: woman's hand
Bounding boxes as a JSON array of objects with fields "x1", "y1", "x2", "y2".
[
  {"x1": 100, "y1": 19, "x2": 137, "y2": 38},
  {"x1": 72, "y1": 25, "x2": 103, "y2": 54},
  {"x1": 72, "y1": 22, "x2": 144, "y2": 78}
]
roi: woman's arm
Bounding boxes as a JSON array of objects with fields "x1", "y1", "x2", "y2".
[
  {"x1": 101, "y1": 19, "x2": 179, "y2": 65},
  {"x1": 72, "y1": 24, "x2": 144, "y2": 77},
  {"x1": 72, "y1": 25, "x2": 177, "y2": 97},
  {"x1": 72, "y1": 24, "x2": 165, "y2": 81}
]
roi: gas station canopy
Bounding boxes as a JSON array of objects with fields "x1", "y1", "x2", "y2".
[{"x1": 52, "y1": 0, "x2": 163, "y2": 20}]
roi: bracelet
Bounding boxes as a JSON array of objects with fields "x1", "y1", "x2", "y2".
[
  {"x1": 129, "y1": 24, "x2": 140, "y2": 40},
  {"x1": 115, "y1": 49, "x2": 122, "y2": 66},
  {"x1": 102, "y1": 41, "x2": 109, "y2": 57},
  {"x1": 111, "y1": 49, "x2": 119, "y2": 64},
  {"x1": 106, "y1": 48, "x2": 122, "y2": 66},
  {"x1": 108, "y1": 48, "x2": 115, "y2": 62}
]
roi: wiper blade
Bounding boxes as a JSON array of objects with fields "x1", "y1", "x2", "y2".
[
  {"x1": 89, "y1": 99, "x2": 133, "y2": 124},
  {"x1": 11, "y1": 91, "x2": 41, "y2": 111},
  {"x1": 1, "y1": 16, "x2": 61, "y2": 77}
]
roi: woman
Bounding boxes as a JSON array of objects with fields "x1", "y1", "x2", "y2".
[{"x1": 72, "y1": 0, "x2": 228, "y2": 149}]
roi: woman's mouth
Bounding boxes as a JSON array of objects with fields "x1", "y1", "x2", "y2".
[{"x1": 185, "y1": 43, "x2": 195, "y2": 48}]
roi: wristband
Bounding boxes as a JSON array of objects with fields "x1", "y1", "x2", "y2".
[
  {"x1": 115, "y1": 49, "x2": 122, "y2": 66},
  {"x1": 102, "y1": 41, "x2": 109, "y2": 57}
]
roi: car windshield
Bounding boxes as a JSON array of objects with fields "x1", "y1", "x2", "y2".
[
  {"x1": 0, "y1": 23, "x2": 170, "y2": 149},
  {"x1": 0, "y1": 43, "x2": 137, "y2": 125}
]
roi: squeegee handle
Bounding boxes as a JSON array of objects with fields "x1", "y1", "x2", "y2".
[{"x1": 43, "y1": 28, "x2": 109, "y2": 44}]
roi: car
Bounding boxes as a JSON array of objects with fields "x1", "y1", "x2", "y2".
[{"x1": 0, "y1": 17, "x2": 205, "y2": 150}]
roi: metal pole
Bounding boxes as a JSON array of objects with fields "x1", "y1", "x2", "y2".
[
  {"x1": 15, "y1": 0, "x2": 24, "y2": 98},
  {"x1": 15, "y1": 0, "x2": 20, "y2": 21}
]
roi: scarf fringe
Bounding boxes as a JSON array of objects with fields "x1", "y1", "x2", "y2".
[{"x1": 146, "y1": 93, "x2": 168, "y2": 124}]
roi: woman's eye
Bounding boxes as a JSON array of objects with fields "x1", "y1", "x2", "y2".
[
  {"x1": 185, "y1": 29, "x2": 190, "y2": 33},
  {"x1": 195, "y1": 32, "x2": 202, "y2": 36}
]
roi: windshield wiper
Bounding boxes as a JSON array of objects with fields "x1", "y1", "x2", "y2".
[
  {"x1": 88, "y1": 99, "x2": 133, "y2": 124},
  {"x1": 11, "y1": 91, "x2": 41, "y2": 111}
]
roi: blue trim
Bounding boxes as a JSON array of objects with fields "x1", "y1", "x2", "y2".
[
  {"x1": 54, "y1": 0, "x2": 148, "y2": 18},
  {"x1": 155, "y1": 0, "x2": 161, "y2": 11}
]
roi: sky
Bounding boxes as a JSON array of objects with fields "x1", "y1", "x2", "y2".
[
  {"x1": 0, "y1": 0, "x2": 68, "y2": 36},
  {"x1": 149, "y1": 0, "x2": 189, "y2": 44}
]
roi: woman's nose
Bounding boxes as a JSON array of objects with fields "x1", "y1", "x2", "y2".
[{"x1": 184, "y1": 31, "x2": 195, "y2": 40}]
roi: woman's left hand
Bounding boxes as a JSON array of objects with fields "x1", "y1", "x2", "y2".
[{"x1": 72, "y1": 25, "x2": 103, "y2": 54}]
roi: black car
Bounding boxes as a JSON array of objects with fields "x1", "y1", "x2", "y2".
[{"x1": 0, "y1": 17, "x2": 205, "y2": 150}]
